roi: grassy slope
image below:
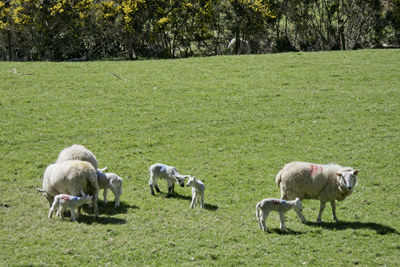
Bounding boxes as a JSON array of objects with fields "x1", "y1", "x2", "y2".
[{"x1": 0, "y1": 50, "x2": 399, "y2": 266}]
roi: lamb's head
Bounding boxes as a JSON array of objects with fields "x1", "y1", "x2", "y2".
[
  {"x1": 173, "y1": 175, "x2": 187, "y2": 187},
  {"x1": 186, "y1": 176, "x2": 196, "y2": 187},
  {"x1": 337, "y1": 169, "x2": 359, "y2": 192},
  {"x1": 81, "y1": 195, "x2": 93, "y2": 204},
  {"x1": 294, "y1": 198, "x2": 302, "y2": 212},
  {"x1": 106, "y1": 173, "x2": 123, "y2": 197}
]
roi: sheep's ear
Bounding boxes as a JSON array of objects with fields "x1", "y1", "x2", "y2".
[
  {"x1": 336, "y1": 172, "x2": 343, "y2": 177},
  {"x1": 353, "y1": 170, "x2": 359, "y2": 175}
]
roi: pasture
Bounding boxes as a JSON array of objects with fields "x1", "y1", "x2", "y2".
[{"x1": 0, "y1": 50, "x2": 399, "y2": 266}]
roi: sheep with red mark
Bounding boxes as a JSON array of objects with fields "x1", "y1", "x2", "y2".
[{"x1": 275, "y1": 161, "x2": 359, "y2": 223}]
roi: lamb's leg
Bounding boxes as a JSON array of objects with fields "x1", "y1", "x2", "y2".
[
  {"x1": 190, "y1": 191, "x2": 196, "y2": 208},
  {"x1": 279, "y1": 211, "x2": 287, "y2": 231},
  {"x1": 330, "y1": 200, "x2": 338, "y2": 222},
  {"x1": 60, "y1": 207, "x2": 66, "y2": 219},
  {"x1": 149, "y1": 174, "x2": 156, "y2": 195},
  {"x1": 70, "y1": 208, "x2": 76, "y2": 222},
  {"x1": 167, "y1": 179, "x2": 174, "y2": 198},
  {"x1": 200, "y1": 192, "x2": 204, "y2": 208},
  {"x1": 48, "y1": 204, "x2": 55, "y2": 218},
  {"x1": 261, "y1": 210, "x2": 269, "y2": 232},
  {"x1": 103, "y1": 188, "x2": 108, "y2": 204},
  {"x1": 317, "y1": 201, "x2": 326, "y2": 223}
]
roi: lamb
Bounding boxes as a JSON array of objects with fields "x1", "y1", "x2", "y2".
[
  {"x1": 48, "y1": 194, "x2": 93, "y2": 221},
  {"x1": 97, "y1": 171, "x2": 123, "y2": 207},
  {"x1": 41, "y1": 160, "x2": 99, "y2": 218},
  {"x1": 275, "y1": 161, "x2": 359, "y2": 223},
  {"x1": 148, "y1": 163, "x2": 190, "y2": 197},
  {"x1": 256, "y1": 198, "x2": 302, "y2": 231},
  {"x1": 56, "y1": 144, "x2": 98, "y2": 170},
  {"x1": 186, "y1": 176, "x2": 205, "y2": 209}
]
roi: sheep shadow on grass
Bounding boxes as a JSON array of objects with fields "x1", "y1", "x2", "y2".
[
  {"x1": 268, "y1": 229, "x2": 304, "y2": 235},
  {"x1": 76, "y1": 214, "x2": 126, "y2": 225},
  {"x1": 159, "y1": 192, "x2": 219, "y2": 211},
  {"x1": 82, "y1": 201, "x2": 139, "y2": 216},
  {"x1": 306, "y1": 221, "x2": 398, "y2": 235}
]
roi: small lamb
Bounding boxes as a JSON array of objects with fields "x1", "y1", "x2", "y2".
[
  {"x1": 97, "y1": 170, "x2": 123, "y2": 207},
  {"x1": 48, "y1": 194, "x2": 93, "y2": 222},
  {"x1": 186, "y1": 176, "x2": 205, "y2": 209},
  {"x1": 256, "y1": 198, "x2": 302, "y2": 231},
  {"x1": 149, "y1": 163, "x2": 190, "y2": 197}
]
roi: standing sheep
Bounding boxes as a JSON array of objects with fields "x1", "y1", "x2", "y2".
[
  {"x1": 42, "y1": 160, "x2": 99, "y2": 218},
  {"x1": 56, "y1": 144, "x2": 98, "y2": 170},
  {"x1": 97, "y1": 171, "x2": 123, "y2": 207},
  {"x1": 276, "y1": 161, "x2": 359, "y2": 223},
  {"x1": 256, "y1": 198, "x2": 302, "y2": 231},
  {"x1": 148, "y1": 163, "x2": 190, "y2": 197}
]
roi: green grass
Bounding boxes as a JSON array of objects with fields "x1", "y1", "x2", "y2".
[{"x1": 0, "y1": 50, "x2": 399, "y2": 266}]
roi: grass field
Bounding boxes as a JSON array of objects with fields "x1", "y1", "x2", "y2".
[{"x1": 0, "y1": 49, "x2": 399, "y2": 266}]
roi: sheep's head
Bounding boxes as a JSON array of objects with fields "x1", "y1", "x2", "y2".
[
  {"x1": 337, "y1": 169, "x2": 359, "y2": 192},
  {"x1": 186, "y1": 176, "x2": 196, "y2": 187}
]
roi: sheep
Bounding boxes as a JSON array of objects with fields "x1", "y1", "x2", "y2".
[
  {"x1": 275, "y1": 161, "x2": 359, "y2": 223},
  {"x1": 48, "y1": 194, "x2": 93, "y2": 222},
  {"x1": 97, "y1": 171, "x2": 123, "y2": 207},
  {"x1": 42, "y1": 160, "x2": 99, "y2": 218},
  {"x1": 148, "y1": 163, "x2": 190, "y2": 197},
  {"x1": 186, "y1": 176, "x2": 205, "y2": 209},
  {"x1": 256, "y1": 198, "x2": 302, "y2": 231},
  {"x1": 228, "y1": 37, "x2": 249, "y2": 54},
  {"x1": 56, "y1": 144, "x2": 98, "y2": 170}
]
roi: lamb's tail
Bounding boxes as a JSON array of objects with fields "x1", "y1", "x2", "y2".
[{"x1": 275, "y1": 170, "x2": 283, "y2": 187}]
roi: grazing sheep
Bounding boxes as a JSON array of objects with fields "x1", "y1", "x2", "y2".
[
  {"x1": 276, "y1": 161, "x2": 359, "y2": 223},
  {"x1": 42, "y1": 160, "x2": 99, "y2": 218},
  {"x1": 48, "y1": 194, "x2": 93, "y2": 222},
  {"x1": 97, "y1": 171, "x2": 123, "y2": 207},
  {"x1": 148, "y1": 163, "x2": 190, "y2": 197},
  {"x1": 56, "y1": 144, "x2": 98, "y2": 170},
  {"x1": 256, "y1": 198, "x2": 302, "y2": 231},
  {"x1": 186, "y1": 176, "x2": 205, "y2": 209}
]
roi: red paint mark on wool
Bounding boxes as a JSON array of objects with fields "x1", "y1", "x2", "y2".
[
  {"x1": 310, "y1": 164, "x2": 322, "y2": 176},
  {"x1": 61, "y1": 195, "x2": 71, "y2": 201},
  {"x1": 273, "y1": 199, "x2": 281, "y2": 205}
]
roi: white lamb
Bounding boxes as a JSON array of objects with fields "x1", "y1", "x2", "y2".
[
  {"x1": 256, "y1": 198, "x2": 302, "y2": 231},
  {"x1": 148, "y1": 163, "x2": 190, "y2": 197},
  {"x1": 56, "y1": 144, "x2": 99, "y2": 170},
  {"x1": 41, "y1": 160, "x2": 99, "y2": 218},
  {"x1": 276, "y1": 161, "x2": 359, "y2": 223},
  {"x1": 48, "y1": 194, "x2": 93, "y2": 221},
  {"x1": 186, "y1": 176, "x2": 205, "y2": 209},
  {"x1": 97, "y1": 171, "x2": 123, "y2": 207}
]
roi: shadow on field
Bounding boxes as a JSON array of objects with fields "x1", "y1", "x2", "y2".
[
  {"x1": 77, "y1": 214, "x2": 126, "y2": 225},
  {"x1": 306, "y1": 221, "x2": 398, "y2": 235},
  {"x1": 82, "y1": 201, "x2": 139, "y2": 216},
  {"x1": 269, "y1": 229, "x2": 304, "y2": 235},
  {"x1": 168, "y1": 193, "x2": 219, "y2": 211}
]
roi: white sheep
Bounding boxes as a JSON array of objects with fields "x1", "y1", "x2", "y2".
[
  {"x1": 56, "y1": 144, "x2": 98, "y2": 170},
  {"x1": 48, "y1": 194, "x2": 93, "y2": 221},
  {"x1": 228, "y1": 37, "x2": 249, "y2": 54},
  {"x1": 276, "y1": 161, "x2": 359, "y2": 223},
  {"x1": 97, "y1": 171, "x2": 123, "y2": 207},
  {"x1": 148, "y1": 163, "x2": 190, "y2": 197},
  {"x1": 42, "y1": 160, "x2": 99, "y2": 218},
  {"x1": 256, "y1": 198, "x2": 302, "y2": 231},
  {"x1": 186, "y1": 176, "x2": 205, "y2": 209}
]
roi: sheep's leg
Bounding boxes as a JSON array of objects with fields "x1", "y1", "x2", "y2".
[
  {"x1": 167, "y1": 179, "x2": 174, "y2": 198},
  {"x1": 48, "y1": 206, "x2": 55, "y2": 218},
  {"x1": 317, "y1": 201, "x2": 326, "y2": 223},
  {"x1": 294, "y1": 207, "x2": 307, "y2": 224},
  {"x1": 149, "y1": 174, "x2": 157, "y2": 195},
  {"x1": 46, "y1": 194, "x2": 54, "y2": 207},
  {"x1": 103, "y1": 188, "x2": 108, "y2": 204},
  {"x1": 93, "y1": 189, "x2": 99, "y2": 218},
  {"x1": 279, "y1": 212, "x2": 286, "y2": 231},
  {"x1": 330, "y1": 200, "x2": 338, "y2": 222}
]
